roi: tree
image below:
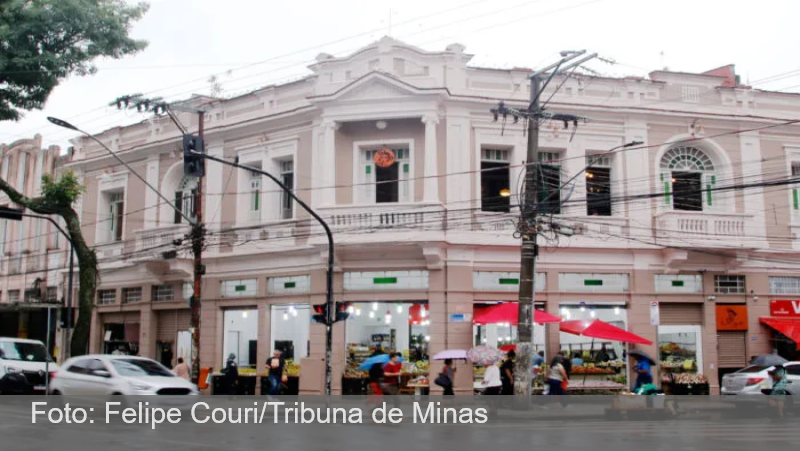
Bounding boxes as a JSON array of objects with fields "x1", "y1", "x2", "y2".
[
  {"x1": 0, "y1": 1, "x2": 148, "y2": 353},
  {"x1": 0, "y1": 0, "x2": 150, "y2": 121},
  {"x1": 0, "y1": 172, "x2": 97, "y2": 354}
]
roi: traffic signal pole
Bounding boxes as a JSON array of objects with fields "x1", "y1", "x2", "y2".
[{"x1": 195, "y1": 151, "x2": 336, "y2": 396}]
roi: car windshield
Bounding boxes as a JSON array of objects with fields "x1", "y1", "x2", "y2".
[
  {"x1": 736, "y1": 365, "x2": 768, "y2": 374},
  {"x1": 111, "y1": 359, "x2": 173, "y2": 377},
  {"x1": 0, "y1": 341, "x2": 49, "y2": 362}
]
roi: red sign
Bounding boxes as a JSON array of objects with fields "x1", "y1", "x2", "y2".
[
  {"x1": 771, "y1": 300, "x2": 800, "y2": 318},
  {"x1": 716, "y1": 305, "x2": 748, "y2": 331},
  {"x1": 374, "y1": 147, "x2": 396, "y2": 168}
]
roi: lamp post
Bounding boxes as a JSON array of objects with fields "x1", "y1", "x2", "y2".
[{"x1": 0, "y1": 207, "x2": 74, "y2": 394}]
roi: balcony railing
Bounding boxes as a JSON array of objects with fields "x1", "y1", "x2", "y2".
[
  {"x1": 321, "y1": 203, "x2": 445, "y2": 233},
  {"x1": 655, "y1": 211, "x2": 754, "y2": 247},
  {"x1": 135, "y1": 224, "x2": 191, "y2": 252}
]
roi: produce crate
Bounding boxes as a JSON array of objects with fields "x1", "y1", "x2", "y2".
[{"x1": 667, "y1": 383, "x2": 709, "y2": 395}]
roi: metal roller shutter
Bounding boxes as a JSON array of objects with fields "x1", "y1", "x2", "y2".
[
  {"x1": 101, "y1": 312, "x2": 124, "y2": 324},
  {"x1": 717, "y1": 332, "x2": 747, "y2": 368},
  {"x1": 157, "y1": 309, "x2": 192, "y2": 342},
  {"x1": 123, "y1": 312, "x2": 140, "y2": 324},
  {"x1": 659, "y1": 303, "x2": 703, "y2": 325}
]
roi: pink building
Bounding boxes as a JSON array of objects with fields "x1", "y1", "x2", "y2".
[
  {"x1": 0, "y1": 135, "x2": 70, "y2": 352},
  {"x1": 65, "y1": 38, "x2": 800, "y2": 394}
]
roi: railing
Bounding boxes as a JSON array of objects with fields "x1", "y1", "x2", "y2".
[
  {"x1": 135, "y1": 224, "x2": 191, "y2": 252},
  {"x1": 655, "y1": 211, "x2": 753, "y2": 246},
  {"x1": 321, "y1": 203, "x2": 445, "y2": 233}
]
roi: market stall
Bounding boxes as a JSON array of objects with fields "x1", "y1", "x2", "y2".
[
  {"x1": 658, "y1": 325, "x2": 709, "y2": 395},
  {"x1": 559, "y1": 313, "x2": 651, "y2": 392},
  {"x1": 472, "y1": 302, "x2": 557, "y2": 389},
  {"x1": 343, "y1": 302, "x2": 430, "y2": 394}
]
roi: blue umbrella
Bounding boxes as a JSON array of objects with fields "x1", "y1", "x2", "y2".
[{"x1": 358, "y1": 354, "x2": 403, "y2": 370}]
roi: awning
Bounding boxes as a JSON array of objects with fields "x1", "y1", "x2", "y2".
[
  {"x1": 473, "y1": 303, "x2": 562, "y2": 325},
  {"x1": 760, "y1": 317, "x2": 800, "y2": 350},
  {"x1": 560, "y1": 319, "x2": 652, "y2": 345}
]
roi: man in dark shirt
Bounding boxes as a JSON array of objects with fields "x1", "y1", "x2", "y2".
[
  {"x1": 560, "y1": 351, "x2": 572, "y2": 376},
  {"x1": 501, "y1": 350, "x2": 516, "y2": 395},
  {"x1": 265, "y1": 350, "x2": 286, "y2": 396}
]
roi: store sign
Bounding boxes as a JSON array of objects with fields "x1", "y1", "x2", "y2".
[
  {"x1": 650, "y1": 301, "x2": 660, "y2": 326},
  {"x1": 716, "y1": 304, "x2": 748, "y2": 331},
  {"x1": 449, "y1": 313, "x2": 472, "y2": 323},
  {"x1": 771, "y1": 300, "x2": 800, "y2": 318}
]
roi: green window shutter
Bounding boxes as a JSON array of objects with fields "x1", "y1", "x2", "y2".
[
  {"x1": 366, "y1": 165, "x2": 371, "y2": 174},
  {"x1": 403, "y1": 163, "x2": 409, "y2": 173},
  {"x1": 794, "y1": 189, "x2": 799, "y2": 210},
  {"x1": 661, "y1": 172, "x2": 671, "y2": 205},
  {"x1": 703, "y1": 173, "x2": 715, "y2": 207}
]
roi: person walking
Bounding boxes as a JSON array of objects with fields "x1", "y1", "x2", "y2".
[
  {"x1": 545, "y1": 356, "x2": 569, "y2": 407},
  {"x1": 223, "y1": 353, "x2": 239, "y2": 397},
  {"x1": 500, "y1": 350, "x2": 516, "y2": 395},
  {"x1": 382, "y1": 353, "x2": 403, "y2": 410},
  {"x1": 481, "y1": 361, "x2": 502, "y2": 415},
  {"x1": 265, "y1": 350, "x2": 286, "y2": 396},
  {"x1": 631, "y1": 354, "x2": 653, "y2": 391},
  {"x1": 173, "y1": 357, "x2": 191, "y2": 381},
  {"x1": 767, "y1": 366, "x2": 789, "y2": 421},
  {"x1": 439, "y1": 359, "x2": 456, "y2": 396}
]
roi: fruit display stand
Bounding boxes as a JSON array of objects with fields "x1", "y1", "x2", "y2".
[{"x1": 662, "y1": 373, "x2": 709, "y2": 395}]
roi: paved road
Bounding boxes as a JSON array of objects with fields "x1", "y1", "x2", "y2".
[{"x1": 1, "y1": 398, "x2": 796, "y2": 451}]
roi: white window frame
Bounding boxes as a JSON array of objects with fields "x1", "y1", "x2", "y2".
[
  {"x1": 221, "y1": 279, "x2": 258, "y2": 297},
  {"x1": 714, "y1": 275, "x2": 746, "y2": 294},
  {"x1": 279, "y1": 159, "x2": 294, "y2": 220},
  {"x1": 769, "y1": 276, "x2": 800, "y2": 295},
  {"x1": 94, "y1": 173, "x2": 128, "y2": 244},
  {"x1": 108, "y1": 192, "x2": 125, "y2": 242},
  {"x1": 480, "y1": 147, "x2": 512, "y2": 213},
  {"x1": 152, "y1": 285, "x2": 175, "y2": 302},
  {"x1": 352, "y1": 139, "x2": 415, "y2": 205},
  {"x1": 659, "y1": 145, "x2": 716, "y2": 213},
  {"x1": 122, "y1": 287, "x2": 142, "y2": 304},
  {"x1": 98, "y1": 289, "x2": 116, "y2": 305},
  {"x1": 786, "y1": 148, "x2": 800, "y2": 225},
  {"x1": 657, "y1": 325, "x2": 703, "y2": 373},
  {"x1": 248, "y1": 171, "x2": 262, "y2": 220}
]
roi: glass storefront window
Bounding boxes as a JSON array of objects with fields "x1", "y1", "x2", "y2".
[
  {"x1": 558, "y1": 305, "x2": 628, "y2": 385},
  {"x1": 270, "y1": 304, "x2": 310, "y2": 361},
  {"x1": 222, "y1": 309, "x2": 258, "y2": 370},
  {"x1": 658, "y1": 325, "x2": 702, "y2": 374},
  {"x1": 344, "y1": 302, "x2": 430, "y2": 375}
]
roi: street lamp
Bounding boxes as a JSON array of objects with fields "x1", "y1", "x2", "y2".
[{"x1": 0, "y1": 207, "x2": 74, "y2": 395}]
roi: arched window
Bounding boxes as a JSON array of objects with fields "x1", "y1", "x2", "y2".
[
  {"x1": 659, "y1": 146, "x2": 716, "y2": 211},
  {"x1": 174, "y1": 176, "x2": 198, "y2": 224}
]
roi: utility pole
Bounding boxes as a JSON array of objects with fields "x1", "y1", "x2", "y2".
[
  {"x1": 110, "y1": 95, "x2": 206, "y2": 383},
  {"x1": 492, "y1": 50, "x2": 597, "y2": 396}
]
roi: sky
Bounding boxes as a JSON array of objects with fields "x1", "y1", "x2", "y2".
[{"x1": 1, "y1": 0, "x2": 799, "y2": 150}]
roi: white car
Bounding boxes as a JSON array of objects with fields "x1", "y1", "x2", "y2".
[
  {"x1": 0, "y1": 337, "x2": 59, "y2": 395},
  {"x1": 50, "y1": 355, "x2": 198, "y2": 396},
  {"x1": 721, "y1": 362, "x2": 800, "y2": 401}
]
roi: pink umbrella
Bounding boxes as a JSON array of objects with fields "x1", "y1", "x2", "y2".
[
  {"x1": 432, "y1": 349, "x2": 469, "y2": 360},
  {"x1": 467, "y1": 346, "x2": 505, "y2": 366},
  {"x1": 559, "y1": 319, "x2": 652, "y2": 345}
]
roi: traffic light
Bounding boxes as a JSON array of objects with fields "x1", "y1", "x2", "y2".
[
  {"x1": 335, "y1": 302, "x2": 350, "y2": 323},
  {"x1": 312, "y1": 302, "x2": 350, "y2": 325},
  {"x1": 312, "y1": 304, "x2": 328, "y2": 325},
  {"x1": 182, "y1": 134, "x2": 205, "y2": 177}
]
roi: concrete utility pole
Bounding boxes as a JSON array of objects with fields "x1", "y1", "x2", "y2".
[
  {"x1": 492, "y1": 50, "x2": 597, "y2": 396},
  {"x1": 110, "y1": 95, "x2": 206, "y2": 383}
]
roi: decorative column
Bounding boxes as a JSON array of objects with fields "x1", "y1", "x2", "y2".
[
  {"x1": 321, "y1": 120, "x2": 339, "y2": 206},
  {"x1": 422, "y1": 115, "x2": 440, "y2": 203},
  {"x1": 143, "y1": 155, "x2": 160, "y2": 229}
]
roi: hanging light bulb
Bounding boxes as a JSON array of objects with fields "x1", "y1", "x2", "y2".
[
  {"x1": 291, "y1": 308, "x2": 298, "y2": 317},
  {"x1": 385, "y1": 313, "x2": 392, "y2": 324},
  {"x1": 425, "y1": 336, "x2": 430, "y2": 342},
  {"x1": 347, "y1": 306, "x2": 355, "y2": 315},
  {"x1": 241, "y1": 311, "x2": 248, "y2": 318},
  {"x1": 561, "y1": 308, "x2": 568, "y2": 316},
  {"x1": 580, "y1": 305, "x2": 586, "y2": 312},
  {"x1": 590, "y1": 308, "x2": 596, "y2": 318},
  {"x1": 283, "y1": 313, "x2": 289, "y2": 321},
  {"x1": 369, "y1": 311, "x2": 375, "y2": 318},
  {"x1": 396, "y1": 304, "x2": 403, "y2": 313},
  {"x1": 372, "y1": 302, "x2": 378, "y2": 311},
  {"x1": 482, "y1": 338, "x2": 487, "y2": 343},
  {"x1": 421, "y1": 307, "x2": 427, "y2": 318},
  {"x1": 614, "y1": 306, "x2": 620, "y2": 316},
  {"x1": 355, "y1": 308, "x2": 362, "y2": 316},
  {"x1": 506, "y1": 336, "x2": 511, "y2": 341}
]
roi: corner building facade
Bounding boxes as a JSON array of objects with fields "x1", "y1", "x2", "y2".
[{"x1": 68, "y1": 38, "x2": 800, "y2": 394}]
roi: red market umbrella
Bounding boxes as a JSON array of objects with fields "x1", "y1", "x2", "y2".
[
  {"x1": 560, "y1": 319, "x2": 652, "y2": 345},
  {"x1": 473, "y1": 303, "x2": 562, "y2": 325},
  {"x1": 760, "y1": 317, "x2": 800, "y2": 350}
]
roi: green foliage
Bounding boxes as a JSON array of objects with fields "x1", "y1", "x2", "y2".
[
  {"x1": 41, "y1": 171, "x2": 85, "y2": 206},
  {"x1": 0, "y1": 0, "x2": 150, "y2": 121}
]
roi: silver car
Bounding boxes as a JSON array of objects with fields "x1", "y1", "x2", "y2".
[{"x1": 721, "y1": 362, "x2": 800, "y2": 402}]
